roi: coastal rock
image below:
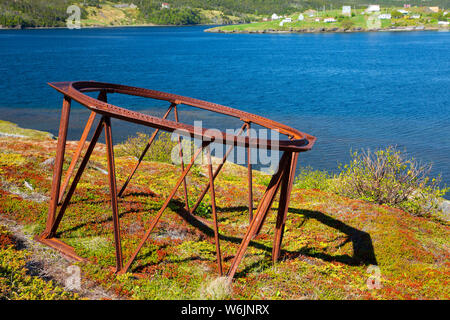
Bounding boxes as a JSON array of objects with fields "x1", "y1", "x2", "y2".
[{"x1": 438, "y1": 200, "x2": 450, "y2": 221}]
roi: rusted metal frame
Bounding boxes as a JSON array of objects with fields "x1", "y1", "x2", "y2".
[
  {"x1": 58, "y1": 90, "x2": 107, "y2": 204},
  {"x1": 50, "y1": 82, "x2": 316, "y2": 153},
  {"x1": 226, "y1": 152, "x2": 292, "y2": 282},
  {"x1": 272, "y1": 152, "x2": 299, "y2": 263},
  {"x1": 104, "y1": 116, "x2": 124, "y2": 272},
  {"x1": 64, "y1": 81, "x2": 313, "y2": 144},
  {"x1": 41, "y1": 95, "x2": 71, "y2": 239},
  {"x1": 117, "y1": 103, "x2": 175, "y2": 198},
  {"x1": 44, "y1": 81, "x2": 317, "y2": 282},
  {"x1": 206, "y1": 144, "x2": 223, "y2": 276},
  {"x1": 173, "y1": 104, "x2": 190, "y2": 211},
  {"x1": 48, "y1": 117, "x2": 106, "y2": 237},
  {"x1": 247, "y1": 121, "x2": 253, "y2": 223},
  {"x1": 190, "y1": 122, "x2": 248, "y2": 215},
  {"x1": 119, "y1": 140, "x2": 211, "y2": 274}
]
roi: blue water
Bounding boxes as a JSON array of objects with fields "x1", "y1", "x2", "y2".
[{"x1": 0, "y1": 26, "x2": 449, "y2": 188}]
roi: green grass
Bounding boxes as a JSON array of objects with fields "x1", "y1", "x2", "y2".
[
  {"x1": 207, "y1": 7, "x2": 446, "y2": 33},
  {"x1": 0, "y1": 122, "x2": 449, "y2": 299},
  {"x1": 0, "y1": 225, "x2": 78, "y2": 300}
]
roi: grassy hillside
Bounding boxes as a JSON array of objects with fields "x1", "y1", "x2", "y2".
[
  {"x1": 207, "y1": 7, "x2": 450, "y2": 33},
  {"x1": 0, "y1": 0, "x2": 447, "y2": 28},
  {"x1": 0, "y1": 121, "x2": 448, "y2": 299}
]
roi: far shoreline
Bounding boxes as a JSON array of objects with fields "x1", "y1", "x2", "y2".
[
  {"x1": 205, "y1": 25, "x2": 448, "y2": 35},
  {"x1": 0, "y1": 23, "x2": 219, "y2": 31}
]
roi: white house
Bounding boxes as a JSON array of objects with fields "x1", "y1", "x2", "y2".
[
  {"x1": 398, "y1": 9, "x2": 409, "y2": 15},
  {"x1": 315, "y1": 18, "x2": 321, "y2": 22},
  {"x1": 298, "y1": 14, "x2": 304, "y2": 21},
  {"x1": 279, "y1": 17, "x2": 292, "y2": 26},
  {"x1": 161, "y1": 3, "x2": 170, "y2": 9},
  {"x1": 378, "y1": 13, "x2": 391, "y2": 19},
  {"x1": 438, "y1": 21, "x2": 449, "y2": 25},
  {"x1": 271, "y1": 13, "x2": 280, "y2": 20},
  {"x1": 366, "y1": 5, "x2": 380, "y2": 13},
  {"x1": 324, "y1": 17, "x2": 337, "y2": 23},
  {"x1": 342, "y1": 6, "x2": 352, "y2": 16},
  {"x1": 410, "y1": 14, "x2": 421, "y2": 19}
]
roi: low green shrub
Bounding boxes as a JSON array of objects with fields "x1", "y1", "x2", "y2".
[
  {"x1": 294, "y1": 166, "x2": 333, "y2": 191},
  {"x1": 0, "y1": 226, "x2": 78, "y2": 300},
  {"x1": 116, "y1": 131, "x2": 194, "y2": 164},
  {"x1": 334, "y1": 146, "x2": 448, "y2": 217}
]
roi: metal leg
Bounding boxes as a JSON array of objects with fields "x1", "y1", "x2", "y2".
[
  {"x1": 58, "y1": 111, "x2": 96, "y2": 204},
  {"x1": 272, "y1": 152, "x2": 298, "y2": 263},
  {"x1": 119, "y1": 141, "x2": 211, "y2": 274},
  {"x1": 206, "y1": 145, "x2": 223, "y2": 276},
  {"x1": 190, "y1": 123, "x2": 247, "y2": 214},
  {"x1": 247, "y1": 122, "x2": 253, "y2": 223},
  {"x1": 226, "y1": 152, "x2": 291, "y2": 282},
  {"x1": 174, "y1": 105, "x2": 190, "y2": 211},
  {"x1": 104, "y1": 116, "x2": 124, "y2": 272},
  {"x1": 118, "y1": 104, "x2": 174, "y2": 198},
  {"x1": 48, "y1": 117, "x2": 105, "y2": 236},
  {"x1": 41, "y1": 96, "x2": 71, "y2": 239},
  {"x1": 58, "y1": 91, "x2": 106, "y2": 204}
]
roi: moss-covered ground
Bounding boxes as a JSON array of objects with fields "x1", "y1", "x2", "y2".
[{"x1": 0, "y1": 123, "x2": 448, "y2": 300}]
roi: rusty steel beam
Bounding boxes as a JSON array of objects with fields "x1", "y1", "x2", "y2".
[
  {"x1": 58, "y1": 90, "x2": 106, "y2": 204},
  {"x1": 226, "y1": 152, "x2": 292, "y2": 281},
  {"x1": 42, "y1": 81, "x2": 316, "y2": 283},
  {"x1": 104, "y1": 116, "x2": 124, "y2": 272},
  {"x1": 247, "y1": 122, "x2": 253, "y2": 223},
  {"x1": 118, "y1": 104, "x2": 174, "y2": 198},
  {"x1": 174, "y1": 104, "x2": 190, "y2": 211},
  {"x1": 206, "y1": 144, "x2": 223, "y2": 276},
  {"x1": 41, "y1": 96, "x2": 71, "y2": 239},
  {"x1": 272, "y1": 152, "x2": 299, "y2": 263},
  {"x1": 190, "y1": 122, "x2": 247, "y2": 215},
  {"x1": 48, "y1": 117, "x2": 105, "y2": 237},
  {"x1": 119, "y1": 141, "x2": 210, "y2": 274}
]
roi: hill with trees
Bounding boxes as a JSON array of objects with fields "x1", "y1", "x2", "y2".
[{"x1": 0, "y1": 0, "x2": 448, "y2": 28}]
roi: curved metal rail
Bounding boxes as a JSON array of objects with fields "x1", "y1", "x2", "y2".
[{"x1": 37, "y1": 81, "x2": 316, "y2": 282}]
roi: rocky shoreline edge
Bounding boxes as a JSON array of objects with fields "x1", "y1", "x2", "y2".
[{"x1": 205, "y1": 26, "x2": 447, "y2": 34}]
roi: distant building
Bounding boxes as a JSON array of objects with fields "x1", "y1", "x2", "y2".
[
  {"x1": 404, "y1": 4, "x2": 411, "y2": 8},
  {"x1": 161, "y1": 2, "x2": 170, "y2": 9},
  {"x1": 298, "y1": 14, "x2": 304, "y2": 21},
  {"x1": 271, "y1": 13, "x2": 280, "y2": 20},
  {"x1": 342, "y1": 6, "x2": 352, "y2": 16},
  {"x1": 398, "y1": 9, "x2": 409, "y2": 15},
  {"x1": 315, "y1": 18, "x2": 321, "y2": 22},
  {"x1": 378, "y1": 13, "x2": 391, "y2": 19},
  {"x1": 366, "y1": 5, "x2": 380, "y2": 13},
  {"x1": 438, "y1": 20, "x2": 449, "y2": 25},
  {"x1": 279, "y1": 17, "x2": 292, "y2": 26},
  {"x1": 428, "y1": 7, "x2": 440, "y2": 13},
  {"x1": 262, "y1": 17, "x2": 268, "y2": 22},
  {"x1": 410, "y1": 14, "x2": 420, "y2": 19},
  {"x1": 324, "y1": 17, "x2": 337, "y2": 23},
  {"x1": 129, "y1": 4, "x2": 137, "y2": 9}
]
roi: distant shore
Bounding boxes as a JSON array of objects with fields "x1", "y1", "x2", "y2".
[
  {"x1": 205, "y1": 25, "x2": 447, "y2": 34},
  {"x1": 0, "y1": 23, "x2": 220, "y2": 31}
]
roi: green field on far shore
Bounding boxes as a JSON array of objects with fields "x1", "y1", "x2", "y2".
[{"x1": 206, "y1": 7, "x2": 449, "y2": 33}]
